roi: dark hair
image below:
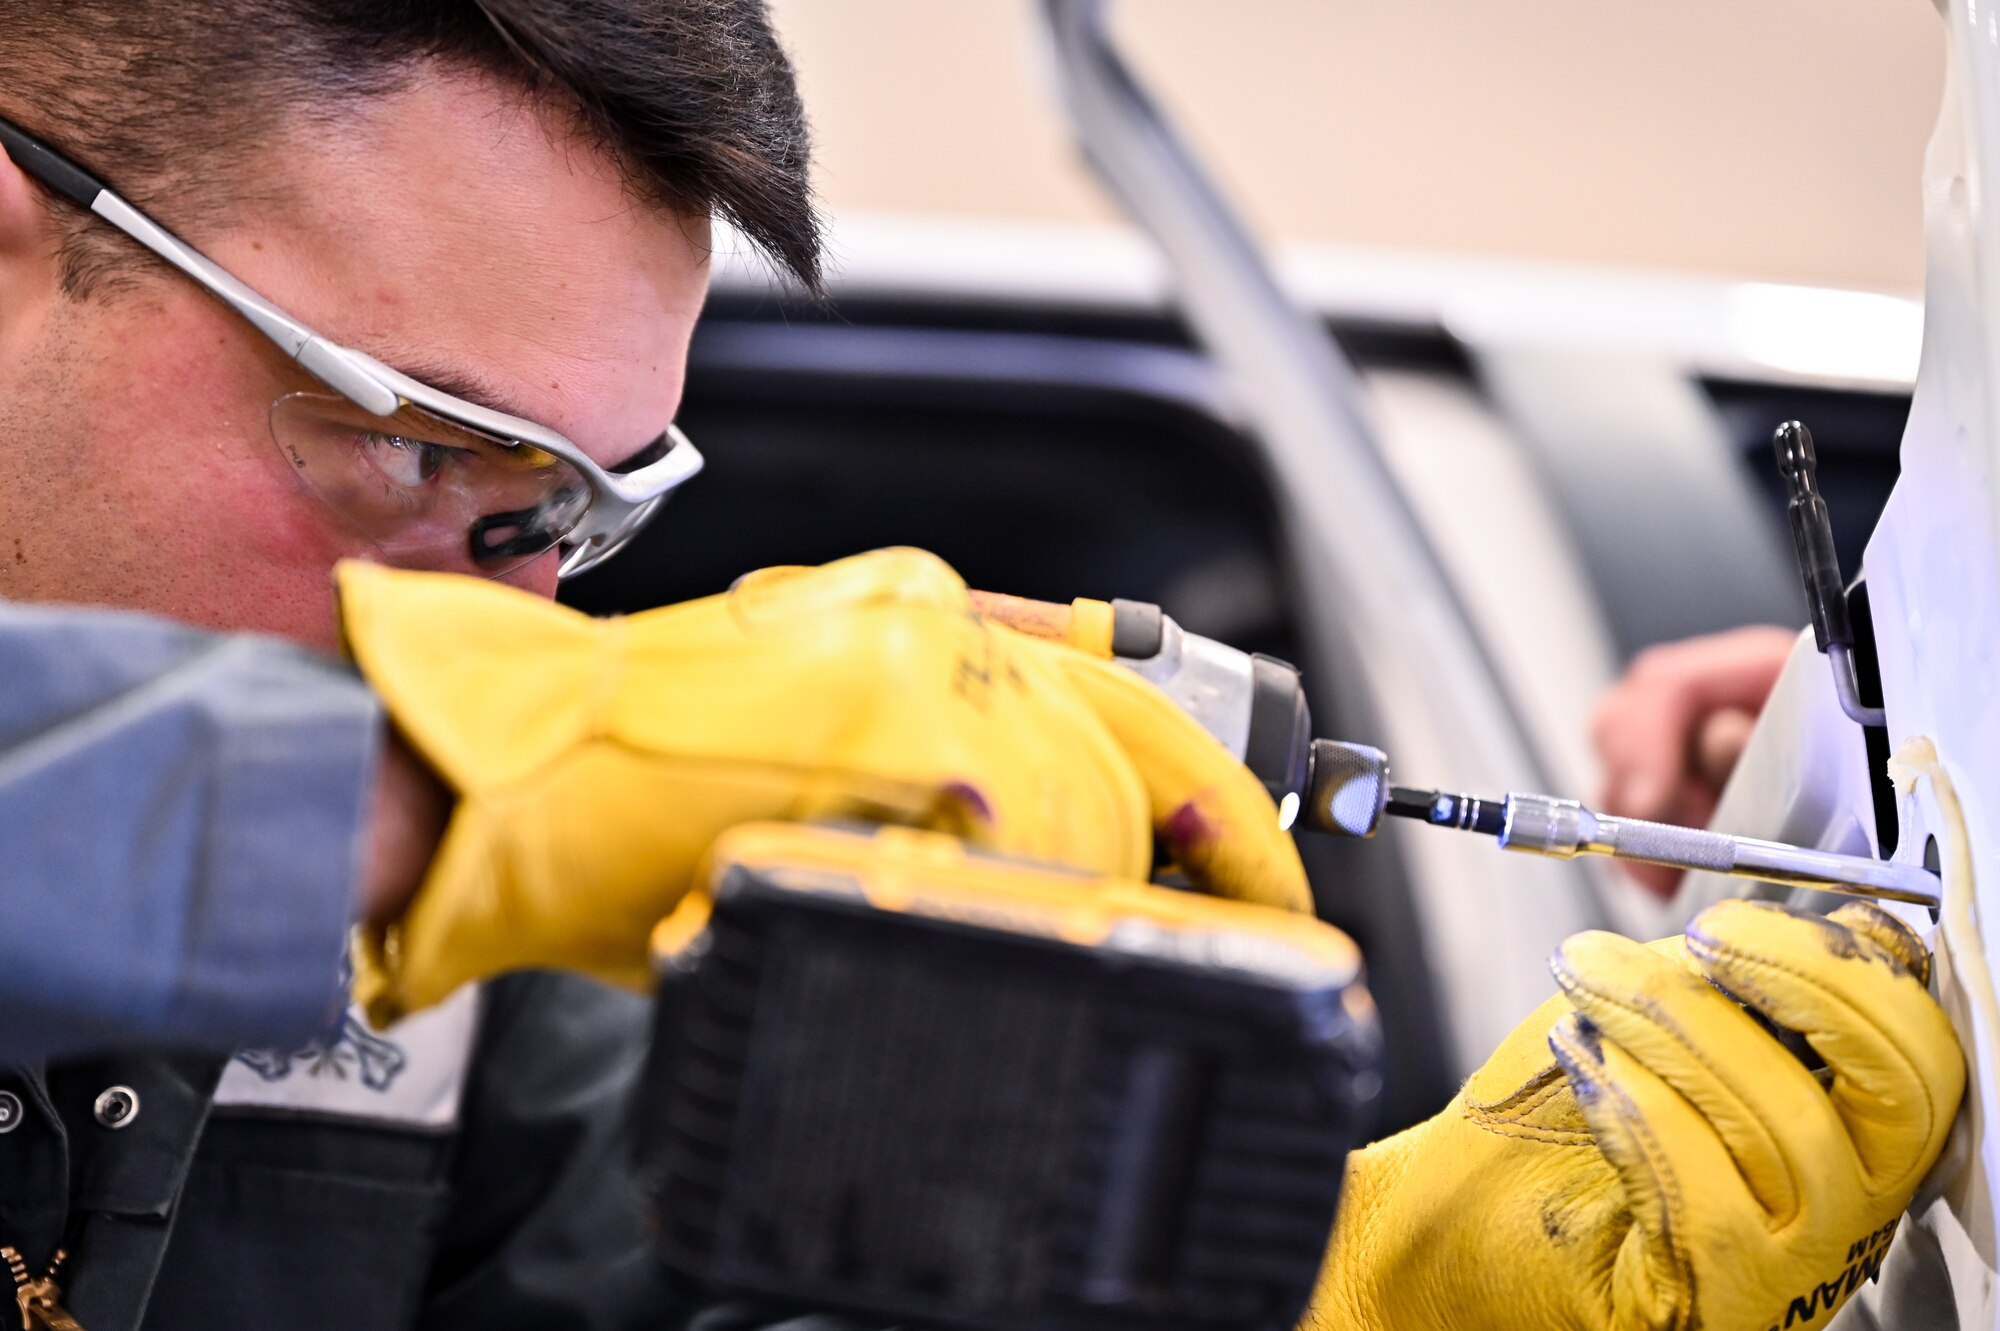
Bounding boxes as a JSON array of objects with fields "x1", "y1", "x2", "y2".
[{"x1": 0, "y1": 0, "x2": 821, "y2": 296}]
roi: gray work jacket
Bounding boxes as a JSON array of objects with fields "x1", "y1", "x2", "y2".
[
  {"x1": 0, "y1": 600, "x2": 685, "y2": 1327},
  {"x1": 0, "y1": 600, "x2": 373, "y2": 1063}
]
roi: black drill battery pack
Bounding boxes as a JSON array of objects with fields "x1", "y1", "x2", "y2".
[{"x1": 634, "y1": 823, "x2": 1382, "y2": 1331}]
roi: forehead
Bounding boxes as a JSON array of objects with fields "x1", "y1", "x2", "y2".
[{"x1": 219, "y1": 69, "x2": 710, "y2": 457}]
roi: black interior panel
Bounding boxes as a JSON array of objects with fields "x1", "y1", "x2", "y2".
[{"x1": 563, "y1": 347, "x2": 1288, "y2": 649}]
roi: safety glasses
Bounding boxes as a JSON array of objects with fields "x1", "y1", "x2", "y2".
[{"x1": 0, "y1": 115, "x2": 701, "y2": 579}]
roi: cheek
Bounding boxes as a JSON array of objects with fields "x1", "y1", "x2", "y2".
[
  {"x1": 37, "y1": 317, "x2": 368, "y2": 647},
  {"x1": 89, "y1": 337, "x2": 312, "y2": 547}
]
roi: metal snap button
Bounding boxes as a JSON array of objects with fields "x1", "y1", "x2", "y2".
[
  {"x1": 93, "y1": 1085, "x2": 139, "y2": 1130},
  {"x1": 0, "y1": 1090, "x2": 21, "y2": 1134}
]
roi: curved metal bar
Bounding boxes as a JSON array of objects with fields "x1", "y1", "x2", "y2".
[
  {"x1": 1034, "y1": 0, "x2": 1609, "y2": 1068},
  {"x1": 1034, "y1": 0, "x2": 1555, "y2": 783},
  {"x1": 1828, "y1": 643, "x2": 1889, "y2": 729}
]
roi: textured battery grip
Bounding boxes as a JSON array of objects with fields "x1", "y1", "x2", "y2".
[{"x1": 636, "y1": 824, "x2": 1382, "y2": 1331}]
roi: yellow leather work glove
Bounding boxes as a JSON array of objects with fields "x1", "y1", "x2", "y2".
[
  {"x1": 337, "y1": 547, "x2": 1310, "y2": 1025},
  {"x1": 1309, "y1": 899, "x2": 1964, "y2": 1331}
]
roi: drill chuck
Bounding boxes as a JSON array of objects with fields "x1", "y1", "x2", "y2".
[{"x1": 1300, "y1": 740, "x2": 1391, "y2": 837}]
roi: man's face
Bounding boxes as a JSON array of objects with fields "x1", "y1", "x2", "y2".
[{"x1": 0, "y1": 69, "x2": 711, "y2": 649}]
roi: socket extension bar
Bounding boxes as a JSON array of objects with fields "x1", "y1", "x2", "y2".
[{"x1": 1381, "y1": 786, "x2": 1941, "y2": 908}]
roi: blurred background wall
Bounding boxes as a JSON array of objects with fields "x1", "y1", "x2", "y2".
[{"x1": 765, "y1": 0, "x2": 1944, "y2": 293}]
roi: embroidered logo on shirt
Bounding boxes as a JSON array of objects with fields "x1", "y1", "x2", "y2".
[
  {"x1": 213, "y1": 985, "x2": 479, "y2": 1129},
  {"x1": 232, "y1": 1012, "x2": 409, "y2": 1091}
]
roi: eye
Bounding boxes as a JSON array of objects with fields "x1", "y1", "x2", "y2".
[{"x1": 359, "y1": 432, "x2": 457, "y2": 488}]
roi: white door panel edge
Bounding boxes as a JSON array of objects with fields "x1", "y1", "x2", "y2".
[
  {"x1": 1720, "y1": 3, "x2": 2000, "y2": 1322},
  {"x1": 1862, "y1": 1, "x2": 2000, "y2": 1320}
]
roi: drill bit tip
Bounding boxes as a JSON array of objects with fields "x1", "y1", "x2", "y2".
[{"x1": 1386, "y1": 786, "x2": 1506, "y2": 837}]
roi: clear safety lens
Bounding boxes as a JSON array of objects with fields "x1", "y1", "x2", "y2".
[{"x1": 270, "y1": 392, "x2": 592, "y2": 577}]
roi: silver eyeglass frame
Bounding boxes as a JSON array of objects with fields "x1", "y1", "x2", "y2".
[{"x1": 0, "y1": 115, "x2": 702, "y2": 578}]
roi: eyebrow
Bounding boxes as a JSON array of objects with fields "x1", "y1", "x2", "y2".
[
  {"x1": 387, "y1": 358, "x2": 536, "y2": 422},
  {"x1": 387, "y1": 355, "x2": 675, "y2": 472}
]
